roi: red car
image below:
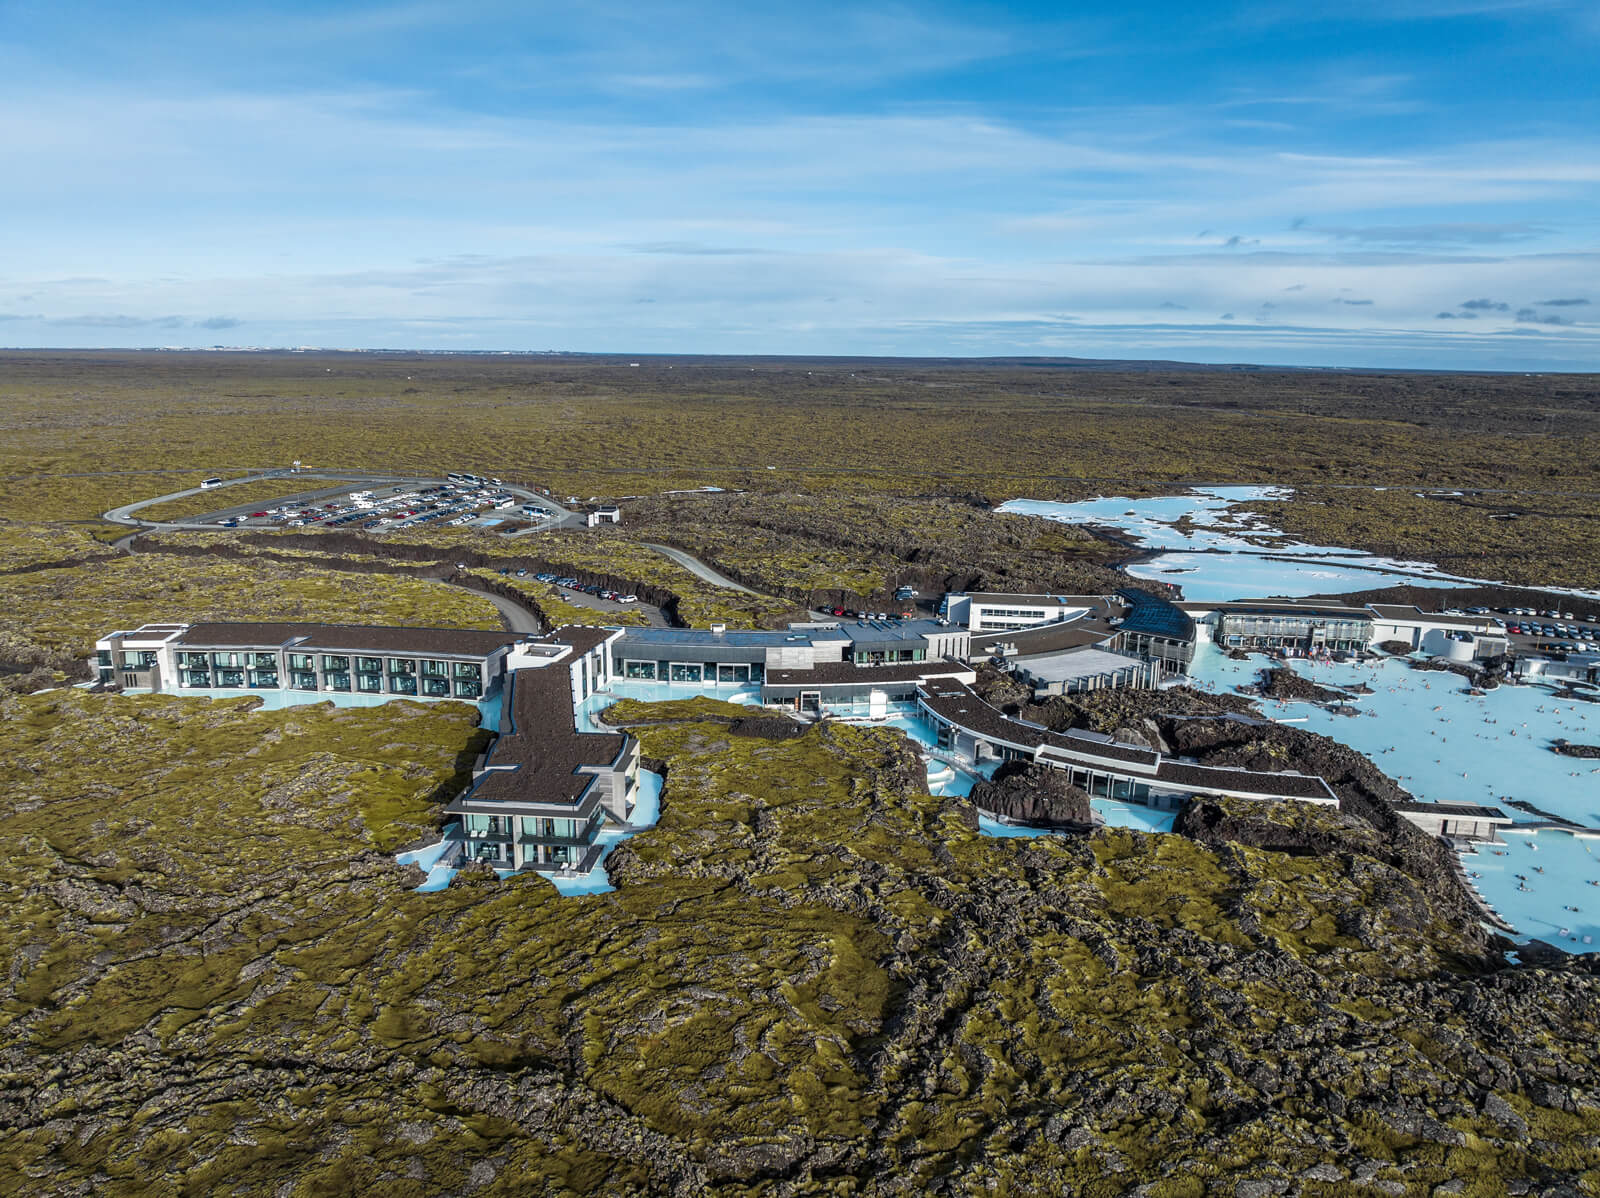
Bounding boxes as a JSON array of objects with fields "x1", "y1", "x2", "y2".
[
  {"x1": 249, "y1": 511, "x2": 268, "y2": 518},
  {"x1": 831, "y1": 607, "x2": 847, "y2": 617}
]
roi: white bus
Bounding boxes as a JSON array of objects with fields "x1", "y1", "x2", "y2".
[{"x1": 200, "y1": 477, "x2": 223, "y2": 489}]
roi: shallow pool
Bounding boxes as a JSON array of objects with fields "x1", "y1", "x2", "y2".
[
  {"x1": 1188, "y1": 642, "x2": 1600, "y2": 944},
  {"x1": 154, "y1": 685, "x2": 503, "y2": 730},
  {"x1": 1000, "y1": 489, "x2": 1482, "y2": 601},
  {"x1": 1002, "y1": 488, "x2": 1600, "y2": 946}
]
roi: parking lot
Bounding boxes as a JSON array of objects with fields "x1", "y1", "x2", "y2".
[
  {"x1": 1487, "y1": 603, "x2": 1600, "y2": 655},
  {"x1": 189, "y1": 473, "x2": 561, "y2": 534}
]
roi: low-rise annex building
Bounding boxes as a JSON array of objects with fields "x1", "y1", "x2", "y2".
[
  {"x1": 449, "y1": 626, "x2": 640, "y2": 873},
  {"x1": 95, "y1": 622, "x2": 522, "y2": 698},
  {"x1": 94, "y1": 621, "x2": 635, "y2": 876}
]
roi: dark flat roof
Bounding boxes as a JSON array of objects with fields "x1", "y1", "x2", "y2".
[
  {"x1": 543, "y1": 625, "x2": 621, "y2": 657},
  {"x1": 1389, "y1": 800, "x2": 1511, "y2": 820},
  {"x1": 919, "y1": 679, "x2": 1337, "y2": 802},
  {"x1": 1368, "y1": 606, "x2": 1495, "y2": 629},
  {"x1": 764, "y1": 659, "x2": 974, "y2": 687},
  {"x1": 176, "y1": 621, "x2": 520, "y2": 657},
  {"x1": 616, "y1": 627, "x2": 833, "y2": 649},
  {"x1": 461, "y1": 664, "x2": 630, "y2": 809},
  {"x1": 963, "y1": 593, "x2": 1111, "y2": 605},
  {"x1": 970, "y1": 621, "x2": 1118, "y2": 655},
  {"x1": 1200, "y1": 600, "x2": 1373, "y2": 619}
]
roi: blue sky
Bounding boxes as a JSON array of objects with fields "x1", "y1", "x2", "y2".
[{"x1": 1, "y1": 0, "x2": 1597, "y2": 368}]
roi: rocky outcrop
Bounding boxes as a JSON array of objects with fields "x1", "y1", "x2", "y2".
[
  {"x1": 726, "y1": 715, "x2": 806, "y2": 740},
  {"x1": 967, "y1": 762, "x2": 1094, "y2": 830},
  {"x1": 1255, "y1": 667, "x2": 1353, "y2": 704},
  {"x1": 1552, "y1": 741, "x2": 1600, "y2": 759}
]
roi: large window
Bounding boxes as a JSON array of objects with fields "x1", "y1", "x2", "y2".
[
  {"x1": 669, "y1": 662, "x2": 701, "y2": 683},
  {"x1": 624, "y1": 660, "x2": 656, "y2": 679},
  {"x1": 387, "y1": 657, "x2": 415, "y2": 676},
  {"x1": 248, "y1": 669, "x2": 279, "y2": 688},
  {"x1": 357, "y1": 672, "x2": 383, "y2": 693},
  {"x1": 454, "y1": 678, "x2": 481, "y2": 698},
  {"x1": 96, "y1": 649, "x2": 113, "y2": 667},
  {"x1": 420, "y1": 658, "x2": 447, "y2": 676},
  {"x1": 213, "y1": 651, "x2": 244, "y2": 669},
  {"x1": 325, "y1": 671, "x2": 352, "y2": 692},
  {"x1": 180, "y1": 669, "x2": 211, "y2": 688},
  {"x1": 321, "y1": 654, "x2": 350, "y2": 672},
  {"x1": 357, "y1": 656, "x2": 383, "y2": 674},
  {"x1": 290, "y1": 671, "x2": 318, "y2": 691},
  {"x1": 249, "y1": 652, "x2": 277, "y2": 669},
  {"x1": 717, "y1": 664, "x2": 747, "y2": 683},
  {"x1": 453, "y1": 661, "x2": 481, "y2": 679},
  {"x1": 122, "y1": 651, "x2": 158, "y2": 669},
  {"x1": 288, "y1": 653, "x2": 314, "y2": 671},
  {"x1": 176, "y1": 651, "x2": 209, "y2": 669},
  {"x1": 387, "y1": 674, "x2": 417, "y2": 695},
  {"x1": 216, "y1": 668, "x2": 246, "y2": 688},
  {"x1": 421, "y1": 676, "x2": 450, "y2": 697}
]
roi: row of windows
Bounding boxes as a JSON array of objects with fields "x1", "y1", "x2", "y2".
[
  {"x1": 177, "y1": 670, "x2": 479, "y2": 698},
  {"x1": 174, "y1": 651, "x2": 482, "y2": 678},
  {"x1": 974, "y1": 607, "x2": 1052, "y2": 620},
  {"x1": 618, "y1": 660, "x2": 763, "y2": 683}
]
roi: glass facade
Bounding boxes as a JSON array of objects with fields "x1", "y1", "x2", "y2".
[
  {"x1": 1219, "y1": 612, "x2": 1371, "y2": 651},
  {"x1": 321, "y1": 654, "x2": 350, "y2": 672}
]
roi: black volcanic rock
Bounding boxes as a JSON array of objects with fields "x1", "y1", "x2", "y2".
[
  {"x1": 968, "y1": 761, "x2": 1094, "y2": 830},
  {"x1": 1552, "y1": 741, "x2": 1600, "y2": 759}
]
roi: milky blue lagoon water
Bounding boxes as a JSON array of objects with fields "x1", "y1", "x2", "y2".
[
  {"x1": 1006, "y1": 487, "x2": 1600, "y2": 949},
  {"x1": 999, "y1": 488, "x2": 1482, "y2": 602}
]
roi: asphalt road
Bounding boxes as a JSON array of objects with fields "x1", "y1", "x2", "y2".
[
  {"x1": 469, "y1": 588, "x2": 543, "y2": 634},
  {"x1": 641, "y1": 542, "x2": 758, "y2": 594}
]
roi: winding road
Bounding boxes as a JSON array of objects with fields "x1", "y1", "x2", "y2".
[{"x1": 641, "y1": 543, "x2": 758, "y2": 594}]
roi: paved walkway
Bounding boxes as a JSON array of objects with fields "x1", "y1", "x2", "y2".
[{"x1": 641, "y1": 542, "x2": 757, "y2": 594}]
